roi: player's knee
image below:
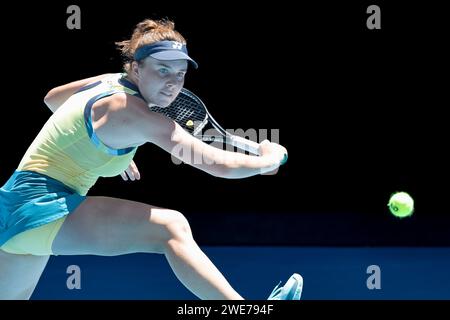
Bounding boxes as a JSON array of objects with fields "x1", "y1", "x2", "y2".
[{"x1": 164, "y1": 210, "x2": 193, "y2": 243}]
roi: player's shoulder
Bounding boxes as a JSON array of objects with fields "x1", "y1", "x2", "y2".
[{"x1": 95, "y1": 92, "x2": 146, "y2": 112}]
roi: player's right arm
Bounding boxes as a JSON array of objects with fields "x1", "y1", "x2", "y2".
[{"x1": 121, "y1": 95, "x2": 286, "y2": 178}]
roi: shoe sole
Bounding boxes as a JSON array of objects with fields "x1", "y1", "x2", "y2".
[{"x1": 283, "y1": 273, "x2": 303, "y2": 300}]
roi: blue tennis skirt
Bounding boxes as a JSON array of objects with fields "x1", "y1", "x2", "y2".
[{"x1": 0, "y1": 170, "x2": 86, "y2": 247}]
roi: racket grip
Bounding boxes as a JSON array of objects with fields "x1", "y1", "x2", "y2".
[
  {"x1": 230, "y1": 136, "x2": 288, "y2": 165},
  {"x1": 280, "y1": 153, "x2": 288, "y2": 165},
  {"x1": 229, "y1": 135, "x2": 261, "y2": 155}
]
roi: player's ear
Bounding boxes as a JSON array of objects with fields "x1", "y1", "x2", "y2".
[{"x1": 131, "y1": 61, "x2": 140, "y2": 78}]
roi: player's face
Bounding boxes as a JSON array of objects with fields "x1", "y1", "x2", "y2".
[{"x1": 135, "y1": 57, "x2": 187, "y2": 107}]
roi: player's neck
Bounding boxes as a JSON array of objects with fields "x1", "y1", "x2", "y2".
[{"x1": 124, "y1": 73, "x2": 139, "y2": 87}]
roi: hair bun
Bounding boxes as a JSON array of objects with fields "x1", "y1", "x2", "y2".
[{"x1": 137, "y1": 19, "x2": 175, "y2": 34}]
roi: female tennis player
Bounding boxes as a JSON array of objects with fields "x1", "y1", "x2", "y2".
[{"x1": 0, "y1": 19, "x2": 302, "y2": 300}]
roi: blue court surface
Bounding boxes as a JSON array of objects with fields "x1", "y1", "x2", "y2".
[{"x1": 33, "y1": 246, "x2": 450, "y2": 300}]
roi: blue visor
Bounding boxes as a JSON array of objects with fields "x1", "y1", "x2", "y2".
[{"x1": 134, "y1": 40, "x2": 198, "y2": 69}]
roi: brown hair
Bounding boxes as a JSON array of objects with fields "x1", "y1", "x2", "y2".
[{"x1": 116, "y1": 19, "x2": 187, "y2": 73}]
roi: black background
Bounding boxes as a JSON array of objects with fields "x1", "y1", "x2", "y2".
[{"x1": 2, "y1": 1, "x2": 449, "y2": 245}]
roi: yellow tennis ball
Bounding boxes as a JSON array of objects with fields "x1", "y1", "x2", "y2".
[
  {"x1": 388, "y1": 192, "x2": 414, "y2": 218},
  {"x1": 186, "y1": 120, "x2": 194, "y2": 127}
]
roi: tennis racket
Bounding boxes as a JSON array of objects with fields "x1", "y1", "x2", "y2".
[{"x1": 149, "y1": 88, "x2": 261, "y2": 155}]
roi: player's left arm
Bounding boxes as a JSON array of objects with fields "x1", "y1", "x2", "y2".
[{"x1": 44, "y1": 74, "x2": 113, "y2": 113}]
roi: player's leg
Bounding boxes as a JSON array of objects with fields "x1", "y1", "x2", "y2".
[
  {"x1": 0, "y1": 249, "x2": 49, "y2": 299},
  {"x1": 52, "y1": 196, "x2": 243, "y2": 300}
]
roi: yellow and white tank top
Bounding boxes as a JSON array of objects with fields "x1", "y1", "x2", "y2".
[{"x1": 17, "y1": 73, "x2": 143, "y2": 195}]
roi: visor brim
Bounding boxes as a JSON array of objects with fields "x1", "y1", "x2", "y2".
[{"x1": 150, "y1": 51, "x2": 198, "y2": 69}]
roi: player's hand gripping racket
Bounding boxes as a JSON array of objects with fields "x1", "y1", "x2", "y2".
[{"x1": 149, "y1": 88, "x2": 288, "y2": 165}]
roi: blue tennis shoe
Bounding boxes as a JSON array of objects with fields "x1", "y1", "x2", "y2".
[{"x1": 267, "y1": 273, "x2": 303, "y2": 300}]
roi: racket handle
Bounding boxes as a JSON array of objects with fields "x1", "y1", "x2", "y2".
[
  {"x1": 230, "y1": 136, "x2": 288, "y2": 165},
  {"x1": 280, "y1": 154, "x2": 288, "y2": 165},
  {"x1": 229, "y1": 135, "x2": 261, "y2": 155}
]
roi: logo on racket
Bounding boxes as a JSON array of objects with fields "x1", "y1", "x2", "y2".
[{"x1": 186, "y1": 120, "x2": 194, "y2": 128}]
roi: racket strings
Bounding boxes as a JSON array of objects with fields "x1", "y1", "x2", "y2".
[
  {"x1": 148, "y1": 89, "x2": 259, "y2": 155},
  {"x1": 150, "y1": 93, "x2": 207, "y2": 134}
]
